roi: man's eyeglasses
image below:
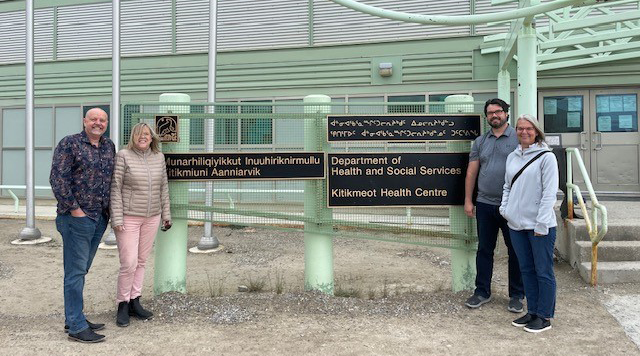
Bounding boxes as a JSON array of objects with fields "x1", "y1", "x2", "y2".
[{"x1": 486, "y1": 109, "x2": 505, "y2": 117}]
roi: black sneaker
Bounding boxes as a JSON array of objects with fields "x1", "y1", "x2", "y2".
[
  {"x1": 507, "y1": 297, "x2": 524, "y2": 313},
  {"x1": 512, "y1": 313, "x2": 536, "y2": 327},
  {"x1": 524, "y1": 317, "x2": 552, "y2": 333},
  {"x1": 67, "y1": 328, "x2": 106, "y2": 343},
  {"x1": 64, "y1": 320, "x2": 105, "y2": 333},
  {"x1": 464, "y1": 294, "x2": 492, "y2": 308}
]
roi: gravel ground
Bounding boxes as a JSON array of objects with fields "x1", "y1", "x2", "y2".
[{"x1": 0, "y1": 218, "x2": 639, "y2": 355}]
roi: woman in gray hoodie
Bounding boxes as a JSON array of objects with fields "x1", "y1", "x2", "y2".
[{"x1": 500, "y1": 114, "x2": 558, "y2": 333}]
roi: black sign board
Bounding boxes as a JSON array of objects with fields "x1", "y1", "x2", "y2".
[
  {"x1": 165, "y1": 152, "x2": 325, "y2": 181},
  {"x1": 156, "y1": 115, "x2": 179, "y2": 143},
  {"x1": 328, "y1": 153, "x2": 468, "y2": 207},
  {"x1": 327, "y1": 114, "x2": 481, "y2": 142}
]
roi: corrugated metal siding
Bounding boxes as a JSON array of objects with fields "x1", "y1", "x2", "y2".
[
  {"x1": 176, "y1": 0, "x2": 209, "y2": 53},
  {"x1": 313, "y1": 0, "x2": 470, "y2": 45},
  {"x1": 403, "y1": 52, "x2": 473, "y2": 82},
  {"x1": 474, "y1": 0, "x2": 516, "y2": 35},
  {"x1": 217, "y1": 0, "x2": 309, "y2": 51},
  {"x1": 57, "y1": 2, "x2": 112, "y2": 59},
  {"x1": 35, "y1": 9, "x2": 54, "y2": 61},
  {"x1": 0, "y1": 9, "x2": 53, "y2": 64},
  {"x1": 121, "y1": 0, "x2": 172, "y2": 56},
  {"x1": 0, "y1": 11, "x2": 25, "y2": 63},
  {"x1": 0, "y1": 65, "x2": 210, "y2": 99},
  {"x1": 217, "y1": 58, "x2": 371, "y2": 89}
]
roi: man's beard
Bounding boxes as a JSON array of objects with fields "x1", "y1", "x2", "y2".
[{"x1": 488, "y1": 116, "x2": 508, "y2": 129}]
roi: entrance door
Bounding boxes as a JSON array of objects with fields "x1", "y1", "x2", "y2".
[
  {"x1": 539, "y1": 90, "x2": 591, "y2": 186},
  {"x1": 589, "y1": 89, "x2": 640, "y2": 192},
  {"x1": 539, "y1": 89, "x2": 640, "y2": 194}
]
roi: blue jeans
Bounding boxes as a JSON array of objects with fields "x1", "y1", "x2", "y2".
[
  {"x1": 474, "y1": 202, "x2": 524, "y2": 299},
  {"x1": 509, "y1": 227, "x2": 557, "y2": 319},
  {"x1": 56, "y1": 213, "x2": 108, "y2": 334}
]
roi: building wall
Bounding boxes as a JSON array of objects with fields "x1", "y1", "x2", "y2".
[{"x1": 1, "y1": 0, "x2": 640, "y2": 195}]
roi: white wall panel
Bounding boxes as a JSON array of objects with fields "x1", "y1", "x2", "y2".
[
  {"x1": 176, "y1": 0, "x2": 209, "y2": 53},
  {"x1": 121, "y1": 0, "x2": 172, "y2": 56},
  {"x1": 218, "y1": 0, "x2": 309, "y2": 51},
  {"x1": 313, "y1": 0, "x2": 470, "y2": 45},
  {"x1": 474, "y1": 0, "x2": 517, "y2": 35},
  {"x1": 0, "y1": 11, "x2": 25, "y2": 63},
  {"x1": 57, "y1": 2, "x2": 112, "y2": 59},
  {"x1": 0, "y1": 9, "x2": 53, "y2": 64}
]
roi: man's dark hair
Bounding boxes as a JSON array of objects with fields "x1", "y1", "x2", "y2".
[{"x1": 484, "y1": 98, "x2": 510, "y2": 116}]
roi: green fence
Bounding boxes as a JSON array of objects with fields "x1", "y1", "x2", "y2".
[{"x1": 123, "y1": 101, "x2": 488, "y2": 250}]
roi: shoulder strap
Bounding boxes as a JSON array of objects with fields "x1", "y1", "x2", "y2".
[{"x1": 511, "y1": 150, "x2": 551, "y2": 186}]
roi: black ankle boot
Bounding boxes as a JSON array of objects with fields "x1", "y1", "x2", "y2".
[
  {"x1": 129, "y1": 296, "x2": 153, "y2": 320},
  {"x1": 116, "y1": 301, "x2": 130, "y2": 327}
]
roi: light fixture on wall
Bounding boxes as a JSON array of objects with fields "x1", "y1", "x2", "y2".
[{"x1": 378, "y1": 62, "x2": 393, "y2": 77}]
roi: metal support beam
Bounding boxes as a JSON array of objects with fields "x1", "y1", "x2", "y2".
[
  {"x1": 328, "y1": 0, "x2": 590, "y2": 26},
  {"x1": 516, "y1": 23, "x2": 538, "y2": 118},
  {"x1": 18, "y1": 0, "x2": 43, "y2": 243},
  {"x1": 498, "y1": 69, "x2": 511, "y2": 106},
  {"x1": 193, "y1": 0, "x2": 222, "y2": 254},
  {"x1": 101, "y1": 0, "x2": 121, "y2": 249}
]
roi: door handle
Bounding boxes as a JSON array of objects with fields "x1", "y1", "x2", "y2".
[
  {"x1": 593, "y1": 131, "x2": 602, "y2": 151},
  {"x1": 580, "y1": 131, "x2": 587, "y2": 150}
]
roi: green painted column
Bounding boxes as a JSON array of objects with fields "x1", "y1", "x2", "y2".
[
  {"x1": 498, "y1": 70, "x2": 511, "y2": 105},
  {"x1": 303, "y1": 94, "x2": 334, "y2": 295},
  {"x1": 445, "y1": 94, "x2": 477, "y2": 292},
  {"x1": 498, "y1": 70, "x2": 512, "y2": 125},
  {"x1": 516, "y1": 23, "x2": 538, "y2": 118},
  {"x1": 154, "y1": 93, "x2": 190, "y2": 295}
]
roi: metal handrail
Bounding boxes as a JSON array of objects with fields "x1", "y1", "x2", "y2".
[
  {"x1": 565, "y1": 148, "x2": 608, "y2": 286},
  {"x1": 0, "y1": 185, "x2": 52, "y2": 213}
]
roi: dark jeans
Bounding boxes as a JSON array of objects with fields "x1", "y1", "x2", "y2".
[
  {"x1": 509, "y1": 227, "x2": 557, "y2": 319},
  {"x1": 56, "y1": 213, "x2": 108, "y2": 334},
  {"x1": 474, "y1": 202, "x2": 524, "y2": 299}
]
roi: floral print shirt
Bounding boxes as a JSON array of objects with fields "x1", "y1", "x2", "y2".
[{"x1": 50, "y1": 131, "x2": 116, "y2": 220}]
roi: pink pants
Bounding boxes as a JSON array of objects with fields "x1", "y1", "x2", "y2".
[{"x1": 115, "y1": 214, "x2": 161, "y2": 304}]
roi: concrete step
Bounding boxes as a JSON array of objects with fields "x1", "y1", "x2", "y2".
[
  {"x1": 579, "y1": 261, "x2": 640, "y2": 284},
  {"x1": 575, "y1": 240, "x2": 640, "y2": 262},
  {"x1": 572, "y1": 223, "x2": 640, "y2": 242}
]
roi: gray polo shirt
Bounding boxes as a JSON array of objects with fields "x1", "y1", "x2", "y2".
[{"x1": 469, "y1": 125, "x2": 518, "y2": 206}]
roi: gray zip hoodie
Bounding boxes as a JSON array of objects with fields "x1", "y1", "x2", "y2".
[{"x1": 499, "y1": 142, "x2": 559, "y2": 235}]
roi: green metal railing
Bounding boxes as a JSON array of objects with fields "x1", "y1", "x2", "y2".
[{"x1": 566, "y1": 147, "x2": 608, "y2": 286}]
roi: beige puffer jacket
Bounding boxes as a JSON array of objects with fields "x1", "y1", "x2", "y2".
[{"x1": 110, "y1": 147, "x2": 171, "y2": 227}]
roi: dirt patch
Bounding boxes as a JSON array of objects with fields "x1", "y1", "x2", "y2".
[{"x1": 0, "y1": 219, "x2": 638, "y2": 355}]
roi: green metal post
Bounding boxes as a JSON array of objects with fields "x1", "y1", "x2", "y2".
[
  {"x1": 154, "y1": 93, "x2": 190, "y2": 295},
  {"x1": 498, "y1": 70, "x2": 511, "y2": 125},
  {"x1": 303, "y1": 94, "x2": 334, "y2": 294},
  {"x1": 516, "y1": 23, "x2": 538, "y2": 117},
  {"x1": 445, "y1": 95, "x2": 477, "y2": 292},
  {"x1": 498, "y1": 69, "x2": 511, "y2": 104}
]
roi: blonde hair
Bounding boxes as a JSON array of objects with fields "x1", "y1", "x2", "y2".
[
  {"x1": 516, "y1": 114, "x2": 545, "y2": 144},
  {"x1": 127, "y1": 122, "x2": 161, "y2": 153}
]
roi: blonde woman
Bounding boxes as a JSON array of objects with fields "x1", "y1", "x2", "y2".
[{"x1": 110, "y1": 123, "x2": 171, "y2": 327}]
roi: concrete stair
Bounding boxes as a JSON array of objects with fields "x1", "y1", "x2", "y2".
[
  {"x1": 556, "y1": 202, "x2": 640, "y2": 284},
  {"x1": 579, "y1": 261, "x2": 640, "y2": 284}
]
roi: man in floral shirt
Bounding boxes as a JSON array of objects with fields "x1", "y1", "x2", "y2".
[{"x1": 50, "y1": 108, "x2": 115, "y2": 343}]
